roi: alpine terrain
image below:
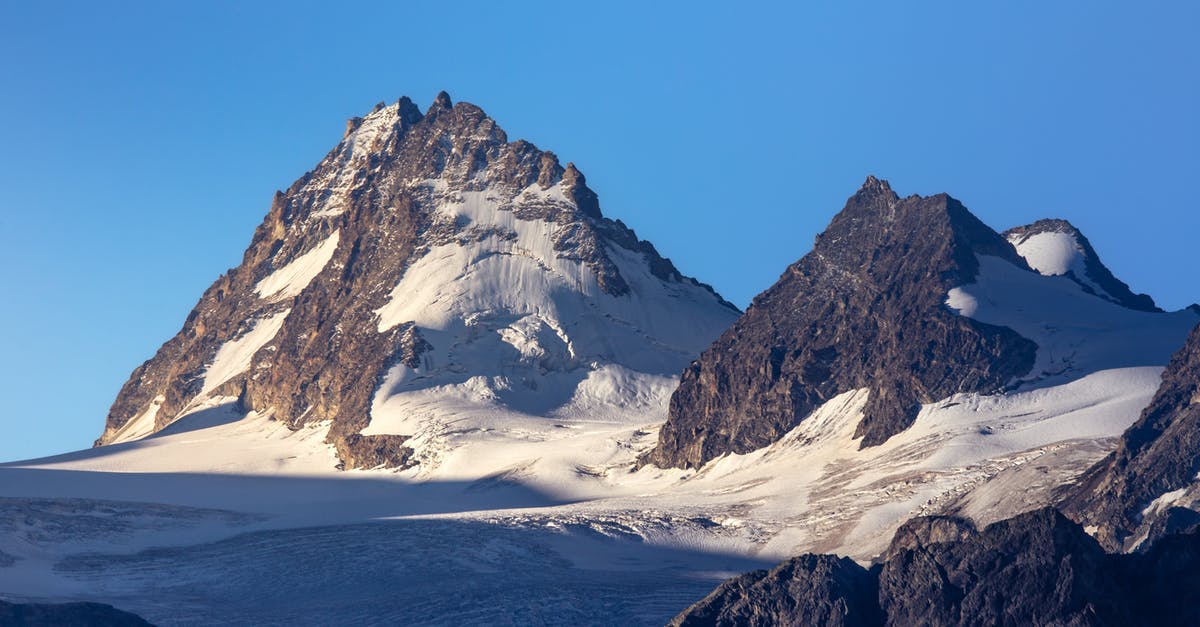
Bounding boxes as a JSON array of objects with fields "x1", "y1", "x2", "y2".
[{"x1": 1, "y1": 94, "x2": 1197, "y2": 626}]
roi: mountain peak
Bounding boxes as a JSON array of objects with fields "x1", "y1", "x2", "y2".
[
  {"x1": 97, "y1": 93, "x2": 739, "y2": 472},
  {"x1": 643, "y1": 181, "x2": 1038, "y2": 469},
  {"x1": 396, "y1": 96, "x2": 423, "y2": 126},
  {"x1": 856, "y1": 174, "x2": 896, "y2": 199},
  {"x1": 429, "y1": 90, "x2": 453, "y2": 112},
  {"x1": 1004, "y1": 218, "x2": 1160, "y2": 312},
  {"x1": 561, "y1": 162, "x2": 601, "y2": 219}
]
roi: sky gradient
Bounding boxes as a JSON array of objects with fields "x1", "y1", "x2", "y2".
[{"x1": 1, "y1": 1, "x2": 1197, "y2": 461}]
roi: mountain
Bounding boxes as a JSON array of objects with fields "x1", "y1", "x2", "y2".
[
  {"x1": 94, "y1": 92, "x2": 739, "y2": 470},
  {"x1": 663, "y1": 186, "x2": 1200, "y2": 626},
  {"x1": 671, "y1": 508, "x2": 1200, "y2": 626},
  {"x1": 6, "y1": 95, "x2": 1199, "y2": 625},
  {"x1": 643, "y1": 178, "x2": 1196, "y2": 470},
  {"x1": 1063, "y1": 321, "x2": 1200, "y2": 550},
  {"x1": 641, "y1": 178, "x2": 1038, "y2": 469},
  {"x1": 1003, "y1": 218, "x2": 1160, "y2": 312}
]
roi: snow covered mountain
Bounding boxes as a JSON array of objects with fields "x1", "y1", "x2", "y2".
[
  {"x1": 2, "y1": 96, "x2": 1198, "y2": 625},
  {"x1": 96, "y1": 92, "x2": 739, "y2": 470}
]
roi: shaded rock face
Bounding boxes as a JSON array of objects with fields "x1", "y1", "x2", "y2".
[
  {"x1": 1004, "y1": 218, "x2": 1160, "y2": 312},
  {"x1": 97, "y1": 92, "x2": 736, "y2": 465},
  {"x1": 669, "y1": 554, "x2": 882, "y2": 627},
  {"x1": 642, "y1": 177, "x2": 1038, "y2": 469},
  {"x1": 879, "y1": 509, "x2": 1126, "y2": 626},
  {"x1": 671, "y1": 508, "x2": 1200, "y2": 627},
  {"x1": 0, "y1": 600, "x2": 153, "y2": 626},
  {"x1": 1063, "y1": 322, "x2": 1200, "y2": 550}
]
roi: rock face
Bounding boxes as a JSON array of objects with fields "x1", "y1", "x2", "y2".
[
  {"x1": 0, "y1": 600, "x2": 153, "y2": 626},
  {"x1": 643, "y1": 177, "x2": 1038, "y2": 469},
  {"x1": 96, "y1": 93, "x2": 739, "y2": 468},
  {"x1": 1004, "y1": 218, "x2": 1160, "y2": 312},
  {"x1": 671, "y1": 508, "x2": 1200, "y2": 627},
  {"x1": 669, "y1": 554, "x2": 883, "y2": 627},
  {"x1": 1063, "y1": 321, "x2": 1200, "y2": 550},
  {"x1": 878, "y1": 509, "x2": 1127, "y2": 626}
]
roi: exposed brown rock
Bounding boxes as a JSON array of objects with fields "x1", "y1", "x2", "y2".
[{"x1": 333, "y1": 433, "x2": 415, "y2": 471}]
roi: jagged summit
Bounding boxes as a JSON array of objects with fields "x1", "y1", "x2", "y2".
[
  {"x1": 1004, "y1": 218, "x2": 1160, "y2": 312},
  {"x1": 96, "y1": 93, "x2": 740, "y2": 469},
  {"x1": 430, "y1": 90, "x2": 453, "y2": 111}
]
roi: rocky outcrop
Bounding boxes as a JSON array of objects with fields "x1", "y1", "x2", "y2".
[
  {"x1": 0, "y1": 600, "x2": 153, "y2": 626},
  {"x1": 669, "y1": 554, "x2": 882, "y2": 627},
  {"x1": 333, "y1": 433, "x2": 414, "y2": 470},
  {"x1": 1004, "y1": 218, "x2": 1160, "y2": 312},
  {"x1": 96, "y1": 92, "x2": 737, "y2": 467},
  {"x1": 642, "y1": 177, "x2": 1038, "y2": 469},
  {"x1": 1062, "y1": 321, "x2": 1200, "y2": 550},
  {"x1": 671, "y1": 508, "x2": 1200, "y2": 626},
  {"x1": 878, "y1": 509, "x2": 1127, "y2": 626}
]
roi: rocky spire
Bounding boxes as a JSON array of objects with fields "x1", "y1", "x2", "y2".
[{"x1": 428, "y1": 90, "x2": 453, "y2": 115}]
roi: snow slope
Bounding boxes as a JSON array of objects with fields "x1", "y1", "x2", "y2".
[
  {"x1": 363, "y1": 181, "x2": 739, "y2": 475},
  {"x1": 946, "y1": 255, "x2": 1196, "y2": 389},
  {"x1": 201, "y1": 309, "x2": 291, "y2": 396}
]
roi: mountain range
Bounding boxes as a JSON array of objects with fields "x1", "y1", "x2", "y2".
[{"x1": 1, "y1": 94, "x2": 1198, "y2": 626}]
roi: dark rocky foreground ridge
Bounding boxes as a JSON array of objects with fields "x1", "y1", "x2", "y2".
[
  {"x1": 1063, "y1": 321, "x2": 1200, "y2": 551},
  {"x1": 672, "y1": 322, "x2": 1200, "y2": 625},
  {"x1": 670, "y1": 507, "x2": 1200, "y2": 627},
  {"x1": 643, "y1": 177, "x2": 1039, "y2": 469},
  {"x1": 96, "y1": 92, "x2": 733, "y2": 468},
  {"x1": 0, "y1": 599, "x2": 153, "y2": 626}
]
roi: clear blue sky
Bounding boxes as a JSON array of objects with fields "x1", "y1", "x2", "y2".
[{"x1": 1, "y1": 1, "x2": 1196, "y2": 461}]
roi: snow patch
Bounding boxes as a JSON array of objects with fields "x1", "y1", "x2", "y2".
[
  {"x1": 1142, "y1": 487, "x2": 1190, "y2": 518},
  {"x1": 254, "y1": 230, "x2": 340, "y2": 301},
  {"x1": 201, "y1": 309, "x2": 290, "y2": 395},
  {"x1": 107, "y1": 395, "x2": 165, "y2": 444}
]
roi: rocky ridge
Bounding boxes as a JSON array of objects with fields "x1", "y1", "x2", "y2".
[
  {"x1": 672, "y1": 507, "x2": 1200, "y2": 626},
  {"x1": 96, "y1": 92, "x2": 738, "y2": 469}
]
